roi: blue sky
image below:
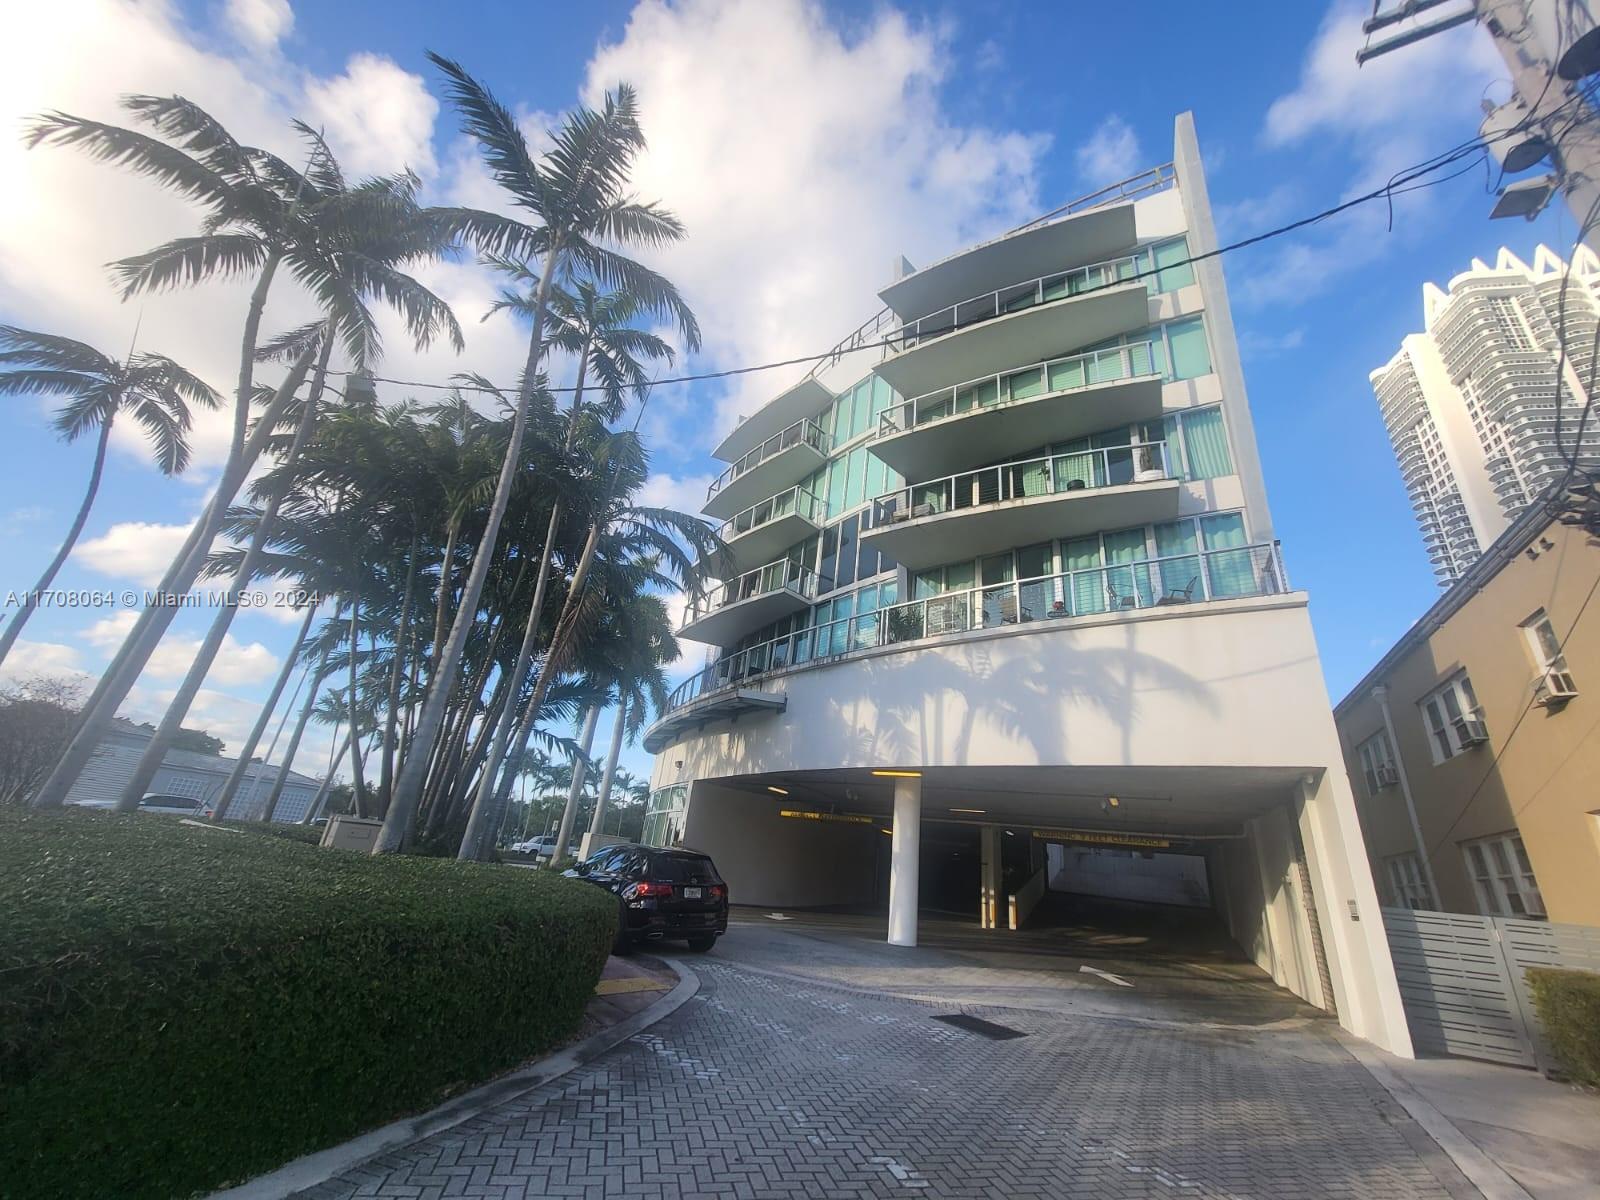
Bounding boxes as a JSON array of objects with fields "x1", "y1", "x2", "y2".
[{"x1": 0, "y1": 0, "x2": 1571, "y2": 789}]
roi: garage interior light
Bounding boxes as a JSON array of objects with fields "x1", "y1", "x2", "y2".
[
  {"x1": 871, "y1": 769, "x2": 922, "y2": 778},
  {"x1": 949, "y1": 807, "x2": 985, "y2": 814},
  {"x1": 766, "y1": 786, "x2": 789, "y2": 795}
]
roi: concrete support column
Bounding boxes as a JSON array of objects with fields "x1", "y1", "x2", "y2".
[
  {"x1": 888, "y1": 776, "x2": 921, "y2": 947},
  {"x1": 980, "y1": 826, "x2": 1002, "y2": 929}
]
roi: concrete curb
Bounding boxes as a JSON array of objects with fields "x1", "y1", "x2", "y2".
[
  {"x1": 1339, "y1": 1037, "x2": 1533, "y2": 1200},
  {"x1": 210, "y1": 958, "x2": 698, "y2": 1200}
]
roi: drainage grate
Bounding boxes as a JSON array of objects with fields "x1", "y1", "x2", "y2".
[{"x1": 931, "y1": 1014, "x2": 1028, "y2": 1040}]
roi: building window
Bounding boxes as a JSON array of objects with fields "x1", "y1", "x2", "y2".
[
  {"x1": 1357, "y1": 729, "x2": 1398, "y2": 796},
  {"x1": 1385, "y1": 853, "x2": 1433, "y2": 910},
  {"x1": 642, "y1": 784, "x2": 689, "y2": 848},
  {"x1": 1418, "y1": 672, "x2": 1485, "y2": 763},
  {"x1": 1461, "y1": 832, "x2": 1545, "y2": 918},
  {"x1": 1521, "y1": 608, "x2": 1577, "y2": 700}
]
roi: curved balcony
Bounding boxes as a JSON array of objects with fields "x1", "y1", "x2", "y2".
[
  {"x1": 871, "y1": 343, "x2": 1163, "y2": 480},
  {"x1": 708, "y1": 484, "x2": 825, "y2": 579},
  {"x1": 873, "y1": 255, "x2": 1152, "y2": 400},
  {"x1": 644, "y1": 542, "x2": 1288, "y2": 753},
  {"x1": 712, "y1": 376, "x2": 834, "y2": 464},
  {"x1": 859, "y1": 443, "x2": 1178, "y2": 572},
  {"x1": 703, "y1": 416, "x2": 830, "y2": 521},
  {"x1": 678, "y1": 559, "x2": 824, "y2": 648}
]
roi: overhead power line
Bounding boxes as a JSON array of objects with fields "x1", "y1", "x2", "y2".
[{"x1": 314, "y1": 97, "x2": 1585, "y2": 401}]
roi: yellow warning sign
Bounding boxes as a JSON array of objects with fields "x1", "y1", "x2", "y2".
[{"x1": 1032, "y1": 828, "x2": 1172, "y2": 850}]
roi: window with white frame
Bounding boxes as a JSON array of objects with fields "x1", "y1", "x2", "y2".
[
  {"x1": 1521, "y1": 608, "x2": 1577, "y2": 698},
  {"x1": 1461, "y1": 832, "x2": 1545, "y2": 918},
  {"x1": 1385, "y1": 853, "x2": 1433, "y2": 910},
  {"x1": 1356, "y1": 729, "x2": 1398, "y2": 796},
  {"x1": 1418, "y1": 672, "x2": 1484, "y2": 763}
]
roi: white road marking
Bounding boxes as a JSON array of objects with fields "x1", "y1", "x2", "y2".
[
  {"x1": 765, "y1": 912, "x2": 793, "y2": 921},
  {"x1": 1079, "y1": 964, "x2": 1134, "y2": 987}
]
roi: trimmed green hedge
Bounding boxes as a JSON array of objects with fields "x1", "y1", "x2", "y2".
[
  {"x1": 0, "y1": 807, "x2": 616, "y2": 1199},
  {"x1": 217, "y1": 818, "x2": 326, "y2": 845},
  {"x1": 1528, "y1": 966, "x2": 1600, "y2": 1086}
]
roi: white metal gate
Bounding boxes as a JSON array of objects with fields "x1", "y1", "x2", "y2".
[{"x1": 1382, "y1": 907, "x2": 1600, "y2": 1070}]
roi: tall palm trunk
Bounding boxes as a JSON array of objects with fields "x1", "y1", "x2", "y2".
[
  {"x1": 377, "y1": 258, "x2": 560, "y2": 853},
  {"x1": 464, "y1": 519, "x2": 602, "y2": 859},
  {"x1": 429, "y1": 511, "x2": 462, "y2": 674},
  {"x1": 0, "y1": 418, "x2": 112, "y2": 668},
  {"x1": 458, "y1": 336, "x2": 591, "y2": 858},
  {"x1": 31, "y1": 335, "x2": 313, "y2": 810},
  {"x1": 211, "y1": 602, "x2": 318, "y2": 821},
  {"x1": 115, "y1": 330, "x2": 332, "y2": 811},
  {"x1": 379, "y1": 536, "x2": 419, "y2": 809},
  {"x1": 586, "y1": 695, "x2": 628, "y2": 848},
  {"x1": 346, "y1": 599, "x2": 370, "y2": 817},
  {"x1": 551, "y1": 705, "x2": 600, "y2": 862},
  {"x1": 261, "y1": 653, "x2": 330, "y2": 824},
  {"x1": 297, "y1": 723, "x2": 348, "y2": 825}
]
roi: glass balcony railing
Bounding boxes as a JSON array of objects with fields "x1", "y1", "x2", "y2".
[
  {"x1": 871, "y1": 441, "x2": 1170, "y2": 526},
  {"x1": 877, "y1": 342, "x2": 1160, "y2": 438},
  {"x1": 714, "y1": 484, "x2": 825, "y2": 544},
  {"x1": 680, "y1": 559, "x2": 824, "y2": 630},
  {"x1": 706, "y1": 417, "x2": 830, "y2": 506},
  {"x1": 658, "y1": 542, "x2": 1289, "y2": 718},
  {"x1": 893, "y1": 250, "x2": 1146, "y2": 350}
]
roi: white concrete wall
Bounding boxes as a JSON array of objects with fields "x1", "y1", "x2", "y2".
[
  {"x1": 656, "y1": 598, "x2": 1350, "y2": 781},
  {"x1": 680, "y1": 781, "x2": 881, "y2": 909},
  {"x1": 1047, "y1": 844, "x2": 1211, "y2": 907}
]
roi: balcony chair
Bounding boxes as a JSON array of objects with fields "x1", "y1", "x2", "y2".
[{"x1": 1157, "y1": 577, "x2": 1198, "y2": 606}]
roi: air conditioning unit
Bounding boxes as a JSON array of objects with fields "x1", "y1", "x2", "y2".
[
  {"x1": 1375, "y1": 763, "x2": 1400, "y2": 789},
  {"x1": 1537, "y1": 668, "x2": 1580, "y2": 704},
  {"x1": 1453, "y1": 716, "x2": 1490, "y2": 747}
]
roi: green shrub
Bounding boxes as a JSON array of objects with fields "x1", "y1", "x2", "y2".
[
  {"x1": 0, "y1": 806, "x2": 616, "y2": 1199},
  {"x1": 1527, "y1": 967, "x2": 1600, "y2": 1086},
  {"x1": 217, "y1": 818, "x2": 326, "y2": 845}
]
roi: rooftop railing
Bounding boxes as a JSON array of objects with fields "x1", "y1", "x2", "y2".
[
  {"x1": 713, "y1": 483, "x2": 825, "y2": 544},
  {"x1": 659, "y1": 542, "x2": 1288, "y2": 719},
  {"x1": 893, "y1": 250, "x2": 1146, "y2": 351},
  {"x1": 681, "y1": 558, "x2": 825, "y2": 629},
  {"x1": 706, "y1": 416, "x2": 831, "y2": 506},
  {"x1": 871, "y1": 441, "x2": 1170, "y2": 526},
  {"x1": 877, "y1": 342, "x2": 1160, "y2": 439}
]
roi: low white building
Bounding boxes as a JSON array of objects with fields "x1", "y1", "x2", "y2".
[{"x1": 64, "y1": 717, "x2": 323, "y2": 822}]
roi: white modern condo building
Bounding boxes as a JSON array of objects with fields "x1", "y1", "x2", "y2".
[
  {"x1": 1372, "y1": 245, "x2": 1600, "y2": 586},
  {"x1": 643, "y1": 115, "x2": 1414, "y2": 1054}
]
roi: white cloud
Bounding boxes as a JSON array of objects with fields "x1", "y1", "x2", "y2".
[
  {"x1": 1241, "y1": 0, "x2": 1501, "y2": 307},
  {"x1": 145, "y1": 631, "x2": 279, "y2": 686},
  {"x1": 85, "y1": 609, "x2": 139, "y2": 651},
  {"x1": 304, "y1": 53, "x2": 439, "y2": 180},
  {"x1": 579, "y1": 0, "x2": 1050, "y2": 443},
  {"x1": 637, "y1": 471, "x2": 716, "y2": 516},
  {"x1": 0, "y1": 638, "x2": 87, "y2": 685},
  {"x1": 74, "y1": 521, "x2": 194, "y2": 586},
  {"x1": 1075, "y1": 115, "x2": 1141, "y2": 189},
  {"x1": 224, "y1": 0, "x2": 293, "y2": 50}
]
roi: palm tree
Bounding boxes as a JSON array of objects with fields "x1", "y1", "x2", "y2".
[
  {"x1": 376, "y1": 56, "x2": 699, "y2": 854},
  {"x1": 0, "y1": 328, "x2": 218, "y2": 668},
  {"x1": 26, "y1": 102, "x2": 456, "y2": 809},
  {"x1": 457, "y1": 278, "x2": 681, "y2": 857},
  {"x1": 584, "y1": 591, "x2": 676, "y2": 847},
  {"x1": 113, "y1": 162, "x2": 463, "y2": 812}
]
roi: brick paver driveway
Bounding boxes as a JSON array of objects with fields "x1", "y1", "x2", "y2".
[{"x1": 305, "y1": 930, "x2": 1467, "y2": 1199}]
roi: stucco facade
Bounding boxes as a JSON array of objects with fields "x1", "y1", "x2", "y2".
[{"x1": 1336, "y1": 512, "x2": 1600, "y2": 927}]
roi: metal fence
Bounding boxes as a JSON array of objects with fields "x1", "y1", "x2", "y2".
[
  {"x1": 706, "y1": 416, "x2": 830, "y2": 506},
  {"x1": 1382, "y1": 907, "x2": 1600, "y2": 1070}
]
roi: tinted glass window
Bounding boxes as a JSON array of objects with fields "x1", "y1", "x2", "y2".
[{"x1": 650, "y1": 854, "x2": 721, "y2": 884}]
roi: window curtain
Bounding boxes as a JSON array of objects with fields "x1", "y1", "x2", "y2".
[
  {"x1": 1104, "y1": 528, "x2": 1154, "y2": 608},
  {"x1": 1166, "y1": 317, "x2": 1212, "y2": 380},
  {"x1": 1065, "y1": 536, "x2": 1104, "y2": 615},
  {"x1": 1007, "y1": 366, "x2": 1045, "y2": 401},
  {"x1": 1154, "y1": 237, "x2": 1195, "y2": 292},
  {"x1": 1182, "y1": 407, "x2": 1233, "y2": 479},
  {"x1": 1162, "y1": 415, "x2": 1186, "y2": 480},
  {"x1": 1049, "y1": 355, "x2": 1087, "y2": 391},
  {"x1": 1201, "y1": 512, "x2": 1252, "y2": 598},
  {"x1": 1153, "y1": 520, "x2": 1200, "y2": 598}
]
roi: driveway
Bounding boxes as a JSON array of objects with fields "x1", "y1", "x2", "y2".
[{"x1": 302, "y1": 915, "x2": 1473, "y2": 1199}]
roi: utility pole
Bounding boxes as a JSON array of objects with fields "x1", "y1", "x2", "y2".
[{"x1": 1360, "y1": 1, "x2": 1600, "y2": 248}]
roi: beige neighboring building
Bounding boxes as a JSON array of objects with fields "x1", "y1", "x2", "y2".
[{"x1": 1334, "y1": 508, "x2": 1600, "y2": 927}]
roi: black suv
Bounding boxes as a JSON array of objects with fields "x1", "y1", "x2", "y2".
[{"x1": 566, "y1": 845, "x2": 729, "y2": 953}]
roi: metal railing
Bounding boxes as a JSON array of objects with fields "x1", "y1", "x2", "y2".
[
  {"x1": 871, "y1": 442, "x2": 1170, "y2": 526},
  {"x1": 714, "y1": 483, "x2": 825, "y2": 544},
  {"x1": 878, "y1": 342, "x2": 1160, "y2": 438},
  {"x1": 893, "y1": 250, "x2": 1146, "y2": 350},
  {"x1": 1007, "y1": 163, "x2": 1176, "y2": 234},
  {"x1": 659, "y1": 542, "x2": 1288, "y2": 717},
  {"x1": 706, "y1": 417, "x2": 830, "y2": 505},
  {"x1": 681, "y1": 558, "x2": 825, "y2": 628}
]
